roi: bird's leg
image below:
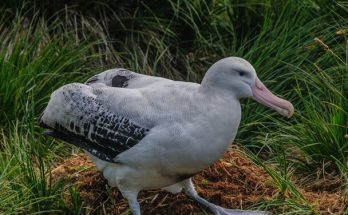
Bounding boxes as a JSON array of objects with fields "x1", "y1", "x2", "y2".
[
  {"x1": 181, "y1": 178, "x2": 269, "y2": 215},
  {"x1": 119, "y1": 189, "x2": 141, "y2": 215}
]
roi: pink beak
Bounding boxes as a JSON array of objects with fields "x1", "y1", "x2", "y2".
[{"x1": 252, "y1": 77, "x2": 294, "y2": 118}]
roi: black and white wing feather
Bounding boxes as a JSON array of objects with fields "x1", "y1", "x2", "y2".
[
  {"x1": 39, "y1": 83, "x2": 150, "y2": 163},
  {"x1": 39, "y1": 68, "x2": 172, "y2": 162}
]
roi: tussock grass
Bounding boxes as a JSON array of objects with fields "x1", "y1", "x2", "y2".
[
  {"x1": 0, "y1": 0, "x2": 347, "y2": 213},
  {"x1": 0, "y1": 123, "x2": 67, "y2": 213},
  {"x1": 0, "y1": 11, "x2": 97, "y2": 125}
]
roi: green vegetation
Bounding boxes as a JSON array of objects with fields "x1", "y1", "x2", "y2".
[{"x1": 0, "y1": 0, "x2": 347, "y2": 214}]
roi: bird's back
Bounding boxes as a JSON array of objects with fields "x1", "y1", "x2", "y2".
[{"x1": 39, "y1": 69, "x2": 207, "y2": 161}]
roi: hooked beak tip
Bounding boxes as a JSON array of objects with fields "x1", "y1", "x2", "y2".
[{"x1": 284, "y1": 102, "x2": 294, "y2": 118}]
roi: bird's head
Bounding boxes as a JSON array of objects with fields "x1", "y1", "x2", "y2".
[{"x1": 202, "y1": 57, "x2": 294, "y2": 118}]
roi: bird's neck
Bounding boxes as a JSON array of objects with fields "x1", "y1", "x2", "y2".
[
  {"x1": 191, "y1": 87, "x2": 242, "y2": 168},
  {"x1": 200, "y1": 69, "x2": 238, "y2": 101},
  {"x1": 199, "y1": 83, "x2": 238, "y2": 104}
]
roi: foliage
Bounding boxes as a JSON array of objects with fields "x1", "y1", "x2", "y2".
[{"x1": 0, "y1": 0, "x2": 346, "y2": 213}]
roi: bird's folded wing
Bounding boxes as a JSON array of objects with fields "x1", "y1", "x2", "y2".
[
  {"x1": 85, "y1": 68, "x2": 172, "y2": 89},
  {"x1": 39, "y1": 83, "x2": 150, "y2": 163}
]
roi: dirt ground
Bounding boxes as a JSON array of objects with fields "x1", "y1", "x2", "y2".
[{"x1": 51, "y1": 147, "x2": 347, "y2": 214}]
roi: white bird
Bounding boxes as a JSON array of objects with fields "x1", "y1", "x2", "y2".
[{"x1": 39, "y1": 57, "x2": 294, "y2": 215}]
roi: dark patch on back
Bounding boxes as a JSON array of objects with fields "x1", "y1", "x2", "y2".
[{"x1": 112, "y1": 75, "x2": 129, "y2": 88}]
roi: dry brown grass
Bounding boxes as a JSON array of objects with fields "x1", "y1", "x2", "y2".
[{"x1": 50, "y1": 147, "x2": 347, "y2": 214}]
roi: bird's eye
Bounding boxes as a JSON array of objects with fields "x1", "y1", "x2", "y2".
[{"x1": 239, "y1": 71, "x2": 245, "y2": 76}]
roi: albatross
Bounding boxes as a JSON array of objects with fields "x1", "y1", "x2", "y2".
[{"x1": 39, "y1": 57, "x2": 294, "y2": 215}]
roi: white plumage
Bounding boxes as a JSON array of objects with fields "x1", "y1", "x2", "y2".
[{"x1": 39, "y1": 57, "x2": 293, "y2": 215}]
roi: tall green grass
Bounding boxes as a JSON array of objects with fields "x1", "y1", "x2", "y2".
[
  {"x1": 264, "y1": 38, "x2": 348, "y2": 176},
  {"x1": 0, "y1": 123, "x2": 66, "y2": 214},
  {"x1": 0, "y1": 0, "x2": 347, "y2": 213},
  {"x1": 0, "y1": 11, "x2": 96, "y2": 125}
]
